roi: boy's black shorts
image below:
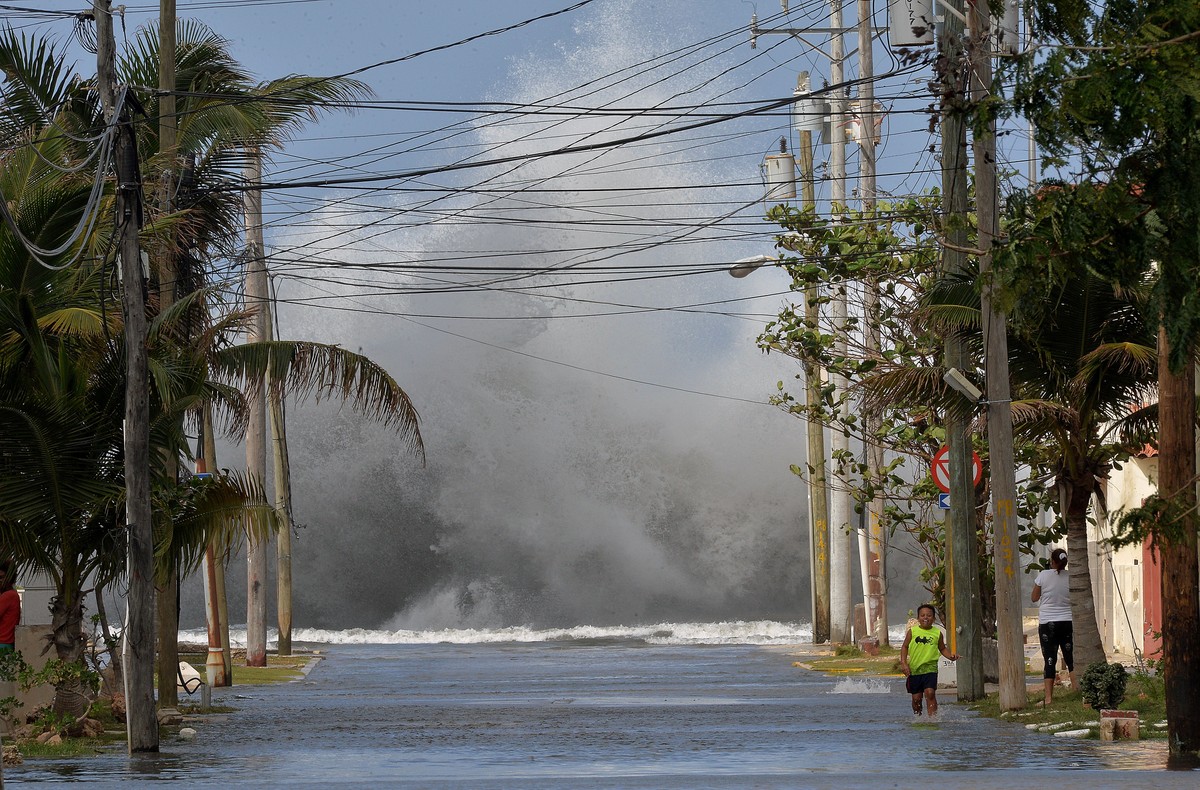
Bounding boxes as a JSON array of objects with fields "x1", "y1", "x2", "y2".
[{"x1": 906, "y1": 671, "x2": 938, "y2": 694}]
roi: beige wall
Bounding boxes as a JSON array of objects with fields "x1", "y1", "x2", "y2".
[
  {"x1": 1095, "y1": 456, "x2": 1157, "y2": 658},
  {"x1": 0, "y1": 625, "x2": 55, "y2": 734}
]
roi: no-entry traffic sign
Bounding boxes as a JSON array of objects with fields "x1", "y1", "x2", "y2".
[{"x1": 931, "y1": 444, "x2": 982, "y2": 494}]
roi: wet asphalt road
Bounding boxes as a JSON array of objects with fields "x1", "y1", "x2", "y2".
[{"x1": 6, "y1": 642, "x2": 1198, "y2": 788}]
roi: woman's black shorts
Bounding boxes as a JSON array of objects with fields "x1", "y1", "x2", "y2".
[{"x1": 1038, "y1": 620, "x2": 1074, "y2": 678}]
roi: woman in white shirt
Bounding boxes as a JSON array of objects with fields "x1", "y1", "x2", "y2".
[{"x1": 1031, "y1": 547, "x2": 1076, "y2": 705}]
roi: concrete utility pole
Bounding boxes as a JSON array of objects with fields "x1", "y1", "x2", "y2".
[
  {"x1": 94, "y1": 0, "x2": 159, "y2": 752},
  {"x1": 825, "y1": 0, "x2": 858, "y2": 648},
  {"x1": 751, "y1": 10, "x2": 851, "y2": 644},
  {"x1": 938, "y1": 0, "x2": 985, "y2": 700},
  {"x1": 795, "y1": 73, "x2": 831, "y2": 644},
  {"x1": 244, "y1": 148, "x2": 269, "y2": 668},
  {"x1": 200, "y1": 429, "x2": 228, "y2": 691},
  {"x1": 856, "y1": 0, "x2": 889, "y2": 648},
  {"x1": 968, "y1": 3, "x2": 1025, "y2": 711}
]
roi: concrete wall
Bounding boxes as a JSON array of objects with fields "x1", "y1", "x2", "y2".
[{"x1": 1, "y1": 572, "x2": 60, "y2": 732}]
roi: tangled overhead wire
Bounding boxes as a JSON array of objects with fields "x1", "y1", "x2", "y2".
[{"x1": 72, "y1": 10, "x2": 97, "y2": 54}]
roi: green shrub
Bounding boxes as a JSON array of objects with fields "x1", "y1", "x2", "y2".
[{"x1": 1080, "y1": 661, "x2": 1128, "y2": 710}]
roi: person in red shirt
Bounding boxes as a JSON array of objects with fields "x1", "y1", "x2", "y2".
[{"x1": 0, "y1": 562, "x2": 20, "y2": 652}]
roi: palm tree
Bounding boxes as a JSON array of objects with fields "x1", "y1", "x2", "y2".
[
  {"x1": 0, "y1": 123, "x2": 281, "y2": 716},
  {"x1": 114, "y1": 18, "x2": 375, "y2": 695},
  {"x1": 1003, "y1": 270, "x2": 1157, "y2": 670},
  {"x1": 905, "y1": 265, "x2": 1157, "y2": 671},
  {"x1": 3, "y1": 21, "x2": 422, "y2": 713}
]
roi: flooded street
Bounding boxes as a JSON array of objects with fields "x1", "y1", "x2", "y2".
[{"x1": 7, "y1": 642, "x2": 1195, "y2": 788}]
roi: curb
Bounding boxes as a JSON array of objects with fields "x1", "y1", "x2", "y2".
[{"x1": 297, "y1": 652, "x2": 324, "y2": 679}]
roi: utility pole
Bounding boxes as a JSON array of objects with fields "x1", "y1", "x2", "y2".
[
  {"x1": 155, "y1": 0, "x2": 180, "y2": 712},
  {"x1": 938, "y1": 0, "x2": 985, "y2": 700},
  {"x1": 751, "y1": 9, "x2": 851, "y2": 644},
  {"x1": 94, "y1": 0, "x2": 159, "y2": 752},
  {"x1": 968, "y1": 2, "x2": 1025, "y2": 711},
  {"x1": 856, "y1": 0, "x2": 889, "y2": 648},
  {"x1": 795, "y1": 73, "x2": 831, "y2": 644},
  {"x1": 244, "y1": 148, "x2": 269, "y2": 668},
  {"x1": 825, "y1": 0, "x2": 857, "y2": 648}
]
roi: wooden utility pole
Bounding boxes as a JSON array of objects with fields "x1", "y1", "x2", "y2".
[
  {"x1": 94, "y1": 0, "x2": 159, "y2": 752},
  {"x1": 968, "y1": 3, "x2": 1025, "y2": 711},
  {"x1": 857, "y1": 0, "x2": 889, "y2": 648},
  {"x1": 154, "y1": 0, "x2": 180, "y2": 712},
  {"x1": 244, "y1": 149, "x2": 269, "y2": 668},
  {"x1": 158, "y1": 0, "x2": 176, "y2": 178},
  {"x1": 939, "y1": 0, "x2": 985, "y2": 700},
  {"x1": 795, "y1": 74, "x2": 830, "y2": 644},
  {"x1": 749, "y1": 11, "x2": 851, "y2": 644},
  {"x1": 1159, "y1": 331, "x2": 1200, "y2": 753}
]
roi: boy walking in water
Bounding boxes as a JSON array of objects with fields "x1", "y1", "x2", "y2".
[{"x1": 900, "y1": 604, "x2": 957, "y2": 717}]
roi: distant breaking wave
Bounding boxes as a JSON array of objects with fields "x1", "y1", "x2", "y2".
[{"x1": 180, "y1": 620, "x2": 838, "y2": 647}]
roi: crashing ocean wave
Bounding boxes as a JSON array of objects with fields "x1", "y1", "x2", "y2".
[{"x1": 179, "y1": 620, "x2": 911, "y2": 647}]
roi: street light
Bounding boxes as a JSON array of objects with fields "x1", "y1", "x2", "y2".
[
  {"x1": 728, "y1": 254, "x2": 778, "y2": 278},
  {"x1": 943, "y1": 367, "x2": 983, "y2": 403}
]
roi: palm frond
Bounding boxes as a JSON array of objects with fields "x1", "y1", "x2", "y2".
[
  {"x1": 1106, "y1": 402, "x2": 1159, "y2": 450},
  {"x1": 38, "y1": 306, "x2": 117, "y2": 341},
  {"x1": 0, "y1": 29, "x2": 76, "y2": 138},
  {"x1": 157, "y1": 470, "x2": 279, "y2": 583},
  {"x1": 213, "y1": 340, "x2": 423, "y2": 457},
  {"x1": 251, "y1": 74, "x2": 373, "y2": 144},
  {"x1": 0, "y1": 401, "x2": 123, "y2": 530},
  {"x1": 1009, "y1": 398, "x2": 1079, "y2": 443},
  {"x1": 859, "y1": 365, "x2": 978, "y2": 423},
  {"x1": 1075, "y1": 340, "x2": 1156, "y2": 382}
]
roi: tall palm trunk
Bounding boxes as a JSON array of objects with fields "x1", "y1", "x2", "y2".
[
  {"x1": 268, "y1": 386, "x2": 294, "y2": 657},
  {"x1": 94, "y1": 585, "x2": 122, "y2": 696},
  {"x1": 1062, "y1": 478, "x2": 1106, "y2": 669},
  {"x1": 202, "y1": 406, "x2": 233, "y2": 684}
]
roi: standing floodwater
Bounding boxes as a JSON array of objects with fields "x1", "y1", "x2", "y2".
[{"x1": 7, "y1": 638, "x2": 1193, "y2": 788}]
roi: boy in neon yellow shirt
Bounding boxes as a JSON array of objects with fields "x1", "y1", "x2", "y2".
[{"x1": 899, "y1": 603, "x2": 958, "y2": 716}]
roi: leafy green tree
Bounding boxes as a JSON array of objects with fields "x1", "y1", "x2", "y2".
[
  {"x1": 760, "y1": 200, "x2": 1015, "y2": 628},
  {"x1": 1003, "y1": 0, "x2": 1200, "y2": 754},
  {"x1": 988, "y1": 258, "x2": 1156, "y2": 670}
]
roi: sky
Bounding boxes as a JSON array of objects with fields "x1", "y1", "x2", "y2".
[{"x1": 4, "y1": 0, "x2": 1006, "y2": 630}]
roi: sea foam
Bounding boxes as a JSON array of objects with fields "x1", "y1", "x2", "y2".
[{"x1": 180, "y1": 619, "x2": 818, "y2": 647}]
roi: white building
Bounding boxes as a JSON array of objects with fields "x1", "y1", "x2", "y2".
[{"x1": 1090, "y1": 451, "x2": 1160, "y2": 663}]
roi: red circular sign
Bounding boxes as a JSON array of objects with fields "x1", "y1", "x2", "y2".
[{"x1": 931, "y1": 445, "x2": 982, "y2": 494}]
